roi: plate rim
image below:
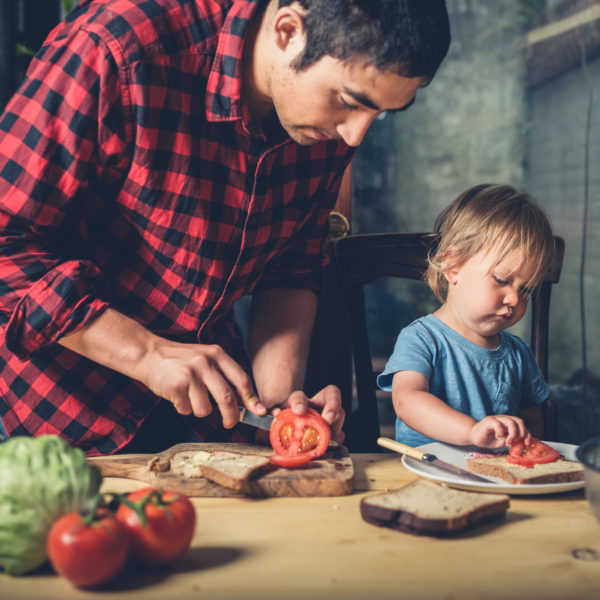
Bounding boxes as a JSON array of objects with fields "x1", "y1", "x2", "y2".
[{"x1": 400, "y1": 440, "x2": 585, "y2": 495}]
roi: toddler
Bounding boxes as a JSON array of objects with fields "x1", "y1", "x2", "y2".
[{"x1": 377, "y1": 184, "x2": 556, "y2": 448}]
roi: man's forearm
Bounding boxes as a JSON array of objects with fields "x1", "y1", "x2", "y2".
[
  {"x1": 58, "y1": 308, "x2": 159, "y2": 386},
  {"x1": 59, "y1": 307, "x2": 259, "y2": 425},
  {"x1": 248, "y1": 288, "x2": 317, "y2": 407}
]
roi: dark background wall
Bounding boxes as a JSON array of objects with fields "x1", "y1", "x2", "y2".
[{"x1": 0, "y1": 0, "x2": 62, "y2": 110}]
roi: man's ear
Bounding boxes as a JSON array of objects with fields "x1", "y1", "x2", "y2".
[{"x1": 272, "y1": 5, "x2": 306, "y2": 53}]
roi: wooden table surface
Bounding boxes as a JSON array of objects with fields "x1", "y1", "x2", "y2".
[{"x1": 3, "y1": 452, "x2": 600, "y2": 600}]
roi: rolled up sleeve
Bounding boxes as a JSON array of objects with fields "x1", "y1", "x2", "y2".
[{"x1": 0, "y1": 26, "x2": 130, "y2": 357}]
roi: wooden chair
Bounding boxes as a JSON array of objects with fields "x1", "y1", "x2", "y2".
[{"x1": 329, "y1": 232, "x2": 565, "y2": 452}]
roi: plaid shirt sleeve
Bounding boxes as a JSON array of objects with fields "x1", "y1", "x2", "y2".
[{"x1": 0, "y1": 26, "x2": 131, "y2": 358}]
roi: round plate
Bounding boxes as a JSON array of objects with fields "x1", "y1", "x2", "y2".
[{"x1": 401, "y1": 441, "x2": 584, "y2": 495}]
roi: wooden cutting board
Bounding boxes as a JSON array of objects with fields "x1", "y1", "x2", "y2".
[{"x1": 89, "y1": 442, "x2": 354, "y2": 498}]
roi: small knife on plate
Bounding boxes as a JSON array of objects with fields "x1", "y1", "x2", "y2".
[{"x1": 377, "y1": 437, "x2": 495, "y2": 484}]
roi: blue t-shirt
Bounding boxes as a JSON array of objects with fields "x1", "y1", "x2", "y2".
[{"x1": 377, "y1": 314, "x2": 550, "y2": 447}]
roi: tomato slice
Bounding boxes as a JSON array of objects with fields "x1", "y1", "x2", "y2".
[
  {"x1": 269, "y1": 453, "x2": 313, "y2": 468},
  {"x1": 506, "y1": 438, "x2": 560, "y2": 467},
  {"x1": 269, "y1": 408, "x2": 330, "y2": 468}
]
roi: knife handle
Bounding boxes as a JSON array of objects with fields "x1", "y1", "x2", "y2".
[{"x1": 377, "y1": 437, "x2": 426, "y2": 461}]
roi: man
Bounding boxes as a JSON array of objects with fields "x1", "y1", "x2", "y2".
[{"x1": 0, "y1": 0, "x2": 450, "y2": 455}]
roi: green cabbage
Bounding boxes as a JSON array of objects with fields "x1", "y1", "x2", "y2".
[{"x1": 0, "y1": 435, "x2": 102, "y2": 575}]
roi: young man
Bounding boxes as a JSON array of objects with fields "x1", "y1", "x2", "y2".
[{"x1": 0, "y1": 0, "x2": 450, "y2": 454}]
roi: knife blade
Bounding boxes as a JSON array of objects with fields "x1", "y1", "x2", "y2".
[
  {"x1": 239, "y1": 407, "x2": 274, "y2": 431},
  {"x1": 377, "y1": 437, "x2": 495, "y2": 484}
]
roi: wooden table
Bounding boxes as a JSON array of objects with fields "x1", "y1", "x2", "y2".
[{"x1": 3, "y1": 453, "x2": 600, "y2": 600}]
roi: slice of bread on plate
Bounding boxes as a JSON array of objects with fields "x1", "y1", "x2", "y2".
[
  {"x1": 464, "y1": 455, "x2": 583, "y2": 485},
  {"x1": 360, "y1": 478, "x2": 510, "y2": 536},
  {"x1": 169, "y1": 449, "x2": 271, "y2": 491}
]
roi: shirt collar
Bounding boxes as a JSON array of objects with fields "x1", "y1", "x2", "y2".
[{"x1": 205, "y1": 0, "x2": 267, "y2": 123}]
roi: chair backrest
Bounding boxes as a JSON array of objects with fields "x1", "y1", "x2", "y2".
[{"x1": 331, "y1": 232, "x2": 565, "y2": 452}]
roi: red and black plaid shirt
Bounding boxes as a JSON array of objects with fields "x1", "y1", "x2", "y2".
[{"x1": 0, "y1": 0, "x2": 353, "y2": 455}]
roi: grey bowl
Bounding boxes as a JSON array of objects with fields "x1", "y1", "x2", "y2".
[{"x1": 575, "y1": 437, "x2": 600, "y2": 524}]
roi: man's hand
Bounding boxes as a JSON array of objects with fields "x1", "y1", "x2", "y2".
[
  {"x1": 140, "y1": 342, "x2": 266, "y2": 429},
  {"x1": 59, "y1": 308, "x2": 264, "y2": 429},
  {"x1": 269, "y1": 385, "x2": 345, "y2": 444}
]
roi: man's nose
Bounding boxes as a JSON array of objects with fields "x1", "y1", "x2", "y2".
[{"x1": 336, "y1": 112, "x2": 377, "y2": 147}]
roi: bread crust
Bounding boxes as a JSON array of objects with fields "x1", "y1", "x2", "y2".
[
  {"x1": 360, "y1": 479, "x2": 509, "y2": 536},
  {"x1": 465, "y1": 456, "x2": 584, "y2": 484}
]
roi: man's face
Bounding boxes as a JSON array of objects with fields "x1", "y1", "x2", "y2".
[{"x1": 268, "y1": 56, "x2": 424, "y2": 147}]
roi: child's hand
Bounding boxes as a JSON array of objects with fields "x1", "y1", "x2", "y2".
[{"x1": 469, "y1": 415, "x2": 531, "y2": 448}]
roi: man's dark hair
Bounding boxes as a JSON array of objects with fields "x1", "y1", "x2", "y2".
[{"x1": 279, "y1": 0, "x2": 451, "y2": 84}]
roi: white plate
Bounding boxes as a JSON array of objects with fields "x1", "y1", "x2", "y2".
[{"x1": 401, "y1": 441, "x2": 584, "y2": 495}]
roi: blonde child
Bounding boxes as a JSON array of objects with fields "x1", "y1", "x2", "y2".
[{"x1": 377, "y1": 184, "x2": 556, "y2": 448}]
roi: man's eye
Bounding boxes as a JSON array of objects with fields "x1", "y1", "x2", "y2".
[{"x1": 341, "y1": 97, "x2": 359, "y2": 110}]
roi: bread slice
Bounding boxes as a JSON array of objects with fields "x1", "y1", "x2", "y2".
[
  {"x1": 360, "y1": 479, "x2": 510, "y2": 536},
  {"x1": 465, "y1": 456, "x2": 584, "y2": 484},
  {"x1": 169, "y1": 450, "x2": 271, "y2": 491}
]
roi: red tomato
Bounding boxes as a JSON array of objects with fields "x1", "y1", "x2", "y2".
[
  {"x1": 507, "y1": 438, "x2": 560, "y2": 467},
  {"x1": 115, "y1": 488, "x2": 196, "y2": 566},
  {"x1": 269, "y1": 453, "x2": 313, "y2": 468},
  {"x1": 47, "y1": 509, "x2": 129, "y2": 588},
  {"x1": 269, "y1": 408, "x2": 330, "y2": 468}
]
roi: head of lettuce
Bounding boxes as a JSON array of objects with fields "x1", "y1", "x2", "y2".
[{"x1": 0, "y1": 435, "x2": 102, "y2": 575}]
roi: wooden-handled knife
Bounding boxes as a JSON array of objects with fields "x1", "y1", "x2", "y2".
[{"x1": 377, "y1": 437, "x2": 495, "y2": 484}]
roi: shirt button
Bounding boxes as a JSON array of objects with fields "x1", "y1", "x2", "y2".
[
  {"x1": 247, "y1": 215, "x2": 260, "y2": 228},
  {"x1": 132, "y1": 409, "x2": 145, "y2": 420}
]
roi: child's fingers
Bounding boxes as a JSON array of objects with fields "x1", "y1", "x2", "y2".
[
  {"x1": 472, "y1": 417, "x2": 507, "y2": 447},
  {"x1": 472, "y1": 416, "x2": 529, "y2": 448},
  {"x1": 495, "y1": 415, "x2": 529, "y2": 444}
]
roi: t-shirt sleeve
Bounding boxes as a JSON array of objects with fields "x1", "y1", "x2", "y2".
[{"x1": 376, "y1": 321, "x2": 435, "y2": 391}]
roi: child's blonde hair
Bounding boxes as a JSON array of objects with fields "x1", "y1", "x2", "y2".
[{"x1": 425, "y1": 184, "x2": 555, "y2": 302}]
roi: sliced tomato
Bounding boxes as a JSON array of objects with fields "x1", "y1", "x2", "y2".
[
  {"x1": 269, "y1": 453, "x2": 313, "y2": 468},
  {"x1": 506, "y1": 438, "x2": 560, "y2": 467},
  {"x1": 269, "y1": 408, "x2": 330, "y2": 468}
]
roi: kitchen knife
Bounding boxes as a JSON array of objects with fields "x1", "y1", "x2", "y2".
[
  {"x1": 239, "y1": 407, "x2": 274, "y2": 431},
  {"x1": 377, "y1": 437, "x2": 495, "y2": 484}
]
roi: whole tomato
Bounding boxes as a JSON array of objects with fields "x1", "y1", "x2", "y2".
[
  {"x1": 116, "y1": 488, "x2": 196, "y2": 566},
  {"x1": 47, "y1": 508, "x2": 130, "y2": 588}
]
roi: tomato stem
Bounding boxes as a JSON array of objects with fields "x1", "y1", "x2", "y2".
[
  {"x1": 116, "y1": 489, "x2": 175, "y2": 528},
  {"x1": 80, "y1": 494, "x2": 103, "y2": 526}
]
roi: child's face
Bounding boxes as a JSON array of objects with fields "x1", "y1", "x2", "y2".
[{"x1": 441, "y1": 245, "x2": 538, "y2": 347}]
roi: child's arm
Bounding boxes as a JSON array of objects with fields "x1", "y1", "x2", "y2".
[{"x1": 391, "y1": 370, "x2": 531, "y2": 448}]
